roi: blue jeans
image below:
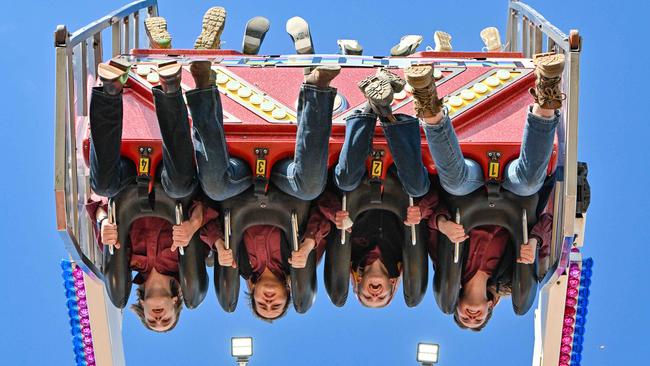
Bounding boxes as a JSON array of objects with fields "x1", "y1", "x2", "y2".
[
  {"x1": 334, "y1": 112, "x2": 430, "y2": 198},
  {"x1": 271, "y1": 84, "x2": 337, "y2": 200},
  {"x1": 186, "y1": 86, "x2": 251, "y2": 201},
  {"x1": 89, "y1": 87, "x2": 198, "y2": 199},
  {"x1": 422, "y1": 108, "x2": 560, "y2": 196}
]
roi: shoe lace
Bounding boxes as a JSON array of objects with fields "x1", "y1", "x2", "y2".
[{"x1": 537, "y1": 76, "x2": 566, "y2": 102}]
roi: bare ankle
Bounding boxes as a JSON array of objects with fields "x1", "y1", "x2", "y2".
[
  {"x1": 422, "y1": 111, "x2": 444, "y2": 125},
  {"x1": 532, "y1": 104, "x2": 556, "y2": 118}
]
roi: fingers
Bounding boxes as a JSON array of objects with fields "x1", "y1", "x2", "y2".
[
  {"x1": 405, "y1": 206, "x2": 422, "y2": 225},
  {"x1": 290, "y1": 251, "x2": 308, "y2": 269},
  {"x1": 218, "y1": 248, "x2": 235, "y2": 268},
  {"x1": 517, "y1": 245, "x2": 536, "y2": 264},
  {"x1": 335, "y1": 210, "x2": 350, "y2": 229},
  {"x1": 101, "y1": 223, "x2": 118, "y2": 245}
]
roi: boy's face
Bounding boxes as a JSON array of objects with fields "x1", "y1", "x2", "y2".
[
  {"x1": 252, "y1": 275, "x2": 288, "y2": 319},
  {"x1": 456, "y1": 288, "x2": 493, "y2": 329},
  {"x1": 356, "y1": 260, "x2": 397, "y2": 308},
  {"x1": 141, "y1": 287, "x2": 178, "y2": 332}
]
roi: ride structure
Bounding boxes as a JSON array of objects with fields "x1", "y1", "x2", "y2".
[{"x1": 53, "y1": 1, "x2": 591, "y2": 365}]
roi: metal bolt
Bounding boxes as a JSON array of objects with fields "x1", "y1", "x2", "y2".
[
  {"x1": 255, "y1": 148, "x2": 260, "y2": 154},
  {"x1": 260, "y1": 203, "x2": 267, "y2": 208},
  {"x1": 147, "y1": 147, "x2": 152, "y2": 153},
  {"x1": 496, "y1": 152, "x2": 501, "y2": 158},
  {"x1": 139, "y1": 147, "x2": 144, "y2": 153},
  {"x1": 488, "y1": 152, "x2": 494, "y2": 157},
  {"x1": 489, "y1": 203, "x2": 495, "y2": 208},
  {"x1": 263, "y1": 149, "x2": 268, "y2": 154}
]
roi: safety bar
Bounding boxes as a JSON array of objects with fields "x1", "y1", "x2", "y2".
[
  {"x1": 506, "y1": 0, "x2": 581, "y2": 285},
  {"x1": 174, "y1": 203, "x2": 185, "y2": 255},
  {"x1": 408, "y1": 197, "x2": 416, "y2": 246},
  {"x1": 291, "y1": 212, "x2": 300, "y2": 252},
  {"x1": 454, "y1": 209, "x2": 461, "y2": 264},
  {"x1": 224, "y1": 209, "x2": 231, "y2": 250},
  {"x1": 54, "y1": 0, "x2": 159, "y2": 275}
]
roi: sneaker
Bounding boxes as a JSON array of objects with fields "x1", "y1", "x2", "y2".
[
  {"x1": 390, "y1": 35, "x2": 423, "y2": 56},
  {"x1": 433, "y1": 31, "x2": 453, "y2": 52},
  {"x1": 144, "y1": 17, "x2": 172, "y2": 49},
  {"x1": 194, "y1": 7, "x2": 227, "y2": 50},
  {"x1": 404, "y1": 64, "x2": 443, "y2": 118},
  {"x1": 242, "y1": 16, "x2": 270, "y2": 55},
  {"x1": 376, "y1": 68, "x2": 406, "y2": 93},
  {"x1": 358, "y1": 76, "x2": 394, "y2": 118},
  {"x1": 286, "y1": 16, "x2": 314, "y2": 54},
  {"x1": 158, "y1": 62, "x2": 182, "y2": 94},
  {"x1": 304, "y1": 65, "x2": 341, "y2": 89},
  {"x1": 530, "y1": 52, "x2": 566, "y2": 110},
  {"x1": 337, "y1": 39, "x2": 363, "y2": 55},
  {"x1": 98, "y1": 59, "x2": 131, "y2": 96},
  {"x1": 189, "y1": 60, "x2": 216, "y2": 90},
  {"x1": 480, "y1": 27, "x2": 502, "y2": 52}
]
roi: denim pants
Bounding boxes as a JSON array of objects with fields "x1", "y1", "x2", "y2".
[
  {"x1": 422, "y1": 108, "x2": 560, "y2": 197},
  {"x1": 89, "y1": 87, "x2": 197, "y2": 199},
  {"x1": 186, "y1": 86, "x2": 251, "y2": 201},
  {"x1": 271, "y1": 84, "x2": 337, "y2": 200},
  {"x1": 334, "y1": 112, "x2": 431, "y2": 198}
]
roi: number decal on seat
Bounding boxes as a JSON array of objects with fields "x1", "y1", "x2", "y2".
[
  {"x1": 371, "y1": 160, "x2": 383, "y2": 178},
  {"x1": 256, "y1": 159, "x2": 267, "y2": 176},
  {"x1": 139, "y1": 157, "x2": 150, "y2": 175},
  {"x1": 488, "y1": 161, "x2": 500, "y2": 178}
]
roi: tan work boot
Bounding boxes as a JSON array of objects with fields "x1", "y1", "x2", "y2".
[
  {"x1": 358, "y1": 76, "x2": 394, "y2": 120},
  {"x1": 530, "y1": 52, "x2": 566, "y2": 110},
  {"x1": 144, "y1": 17, "x2": 172, "y2": 49},
  {"x1": 98, "y1": 57, "x2": 132, "y2": 95},
  {"x1": 194, "y1": 7, "x2": 227, "y2": 50},
  {"x1": 434, "y1": 31, "x2": 453, "y2": 52},
  {"x1": 304, "y1": 65, "x2": 341, "y2": 89},
  {"x1": 480, "y1": 27, "x2": 502, "y2": 52},
  {"x1": 337, "y1": 39, "x2": 363, "y2": 55},
  {"x1": 404, "y1": 64, "x2": 444, "y2": 118},
  {"x1": 158, "y1": 62, "x2": 183, "y2": 94},
  {"x1": 189, "y1": 60, "x2": 216, "y2": 90},
  {"x1": 376, "y1": 68, "x2": 406, "y2": 93}
]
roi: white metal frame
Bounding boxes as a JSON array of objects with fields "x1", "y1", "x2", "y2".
[
  {"x1": 505, "y1": 1, "x2": 584, "y2": 365},
  {"x1": 54, "y1": 2, "x2": 159, "y2": 365}
]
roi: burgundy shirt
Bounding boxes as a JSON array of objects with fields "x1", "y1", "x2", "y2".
[
  {"x1": 86, "y1": 196, "x2": 220, "y2": 283},
  {"x1": 427, "y1": 211, "x2": 553, "y2": 285},
  {"x1": 225, "y1": 206, "x2": 330, "y2": 282},
  {"x1": 313, "y1": 189, "x2": 445, "y2": 277}
]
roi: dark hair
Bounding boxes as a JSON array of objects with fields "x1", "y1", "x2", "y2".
[
  {"x1": 246, "y1": 283, "x2": 291, "y2": 323},
  {"x1": 453, "y1": 286, "x2": 500, "y2": 332},
  {"x1": 130, "y1": 279, "x2": 183, "y2": 332}
]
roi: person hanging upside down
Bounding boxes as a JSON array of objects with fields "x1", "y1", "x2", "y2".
[
  {"x1": 405, "y1": 53, "x2": 564, "y2": 330},
  {"x1": 86, "y1": 57, "x2": 233, "y2": 332},
  {"x1": 210, "y1": 56, "x2": 343, "y2": 321},
  {"x1": 312, "y1": 69, "x2": 446, "y2": 308}
]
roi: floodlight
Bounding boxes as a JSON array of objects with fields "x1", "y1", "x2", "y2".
[
  {"x1": 231, "y1": 337, "x2": 253, "y2": 358},
  {"x1": 417, "y1": 342, "x2": 439, "y2": 364}
]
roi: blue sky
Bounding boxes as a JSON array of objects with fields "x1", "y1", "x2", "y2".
[{"x1": 0, "y1": 0, "x2": 648, "y2": 365}]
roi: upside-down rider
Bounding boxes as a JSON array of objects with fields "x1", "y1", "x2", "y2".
[{"x1": 409, "y1": 53, "x2": 563, "y2": 330}]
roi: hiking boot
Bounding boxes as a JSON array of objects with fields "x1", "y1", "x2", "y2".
[
  {"x1": 242, "y1": 16, "x2": 270, "y2": 55},
  {"x1": 530, "y1": 52, "x2": 566, "y2": 110},
  {"x1": 194, "y1": 7, "x2": 227, "y2": 50},
  {"x1": 337, "y1": 39, "x2": 363, "y2": 55},
  {"x1": 158, "y1": 62, "x2": 182, "y2": 94},
  {"x1": 189, "y1": 60, "x2": 216, "y2": 90},
  {"x1": 286, "y1": 16, "x2": 314, "y2": 54},
  {"x1": 358, "y1": 76, "x2": 394, "y2": 119},
  {"x1": 304, "y1": 65, "x2": 341, "y2": 89},
  {"x1": 98, "y1": 58, "x2": 131, "y2": 95},
  {"x1": 480, "y1": 27, "x2": 502, "y2": 52},
  {"x1": 144, "y1": 17, "x2": 172, "y2": 49},
  {"x1": 376, "y1": 68, "x2": 406, "y2": 93},
  {"x1": 390, "y1": 35, "x2": 423, "y2": 56},
  {"x1": 404, "y1": 64, "x2": 444, "y2": 118},
  {"x1": 434, "y1": 31, "x2": 453, "y2": 52}
]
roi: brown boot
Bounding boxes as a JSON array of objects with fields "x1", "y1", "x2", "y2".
[
  {"x1": 98, "y1": 60, "x2": 130, "y2": 96},
  {"x1": 194, "y1": 7, "x2": 227, "y2": 50},
  {"x1": 158, "y1": 62, "x2": 182, "y2": 94},
  {"x1": 404, "y1": 64, "x2": 443, "y2": 118},
  {"x1": 144, "y1": 17, "x2": 172, "y2": 49},
  {"x1": 358, "y1": 76, "x2": 394, "y2": 120},
  {"x1": 304, "y1": 65, "x2": 341, "y2": 89},
  {"x1": 530, "y1": 52, "x2": 566, "y2": 110},
  {"x1": 376, "y1": 68, "x2": 406, "y2": 93},
  {"x1": 189, "y1": 60, "x2": 216, "y2": 90}
]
